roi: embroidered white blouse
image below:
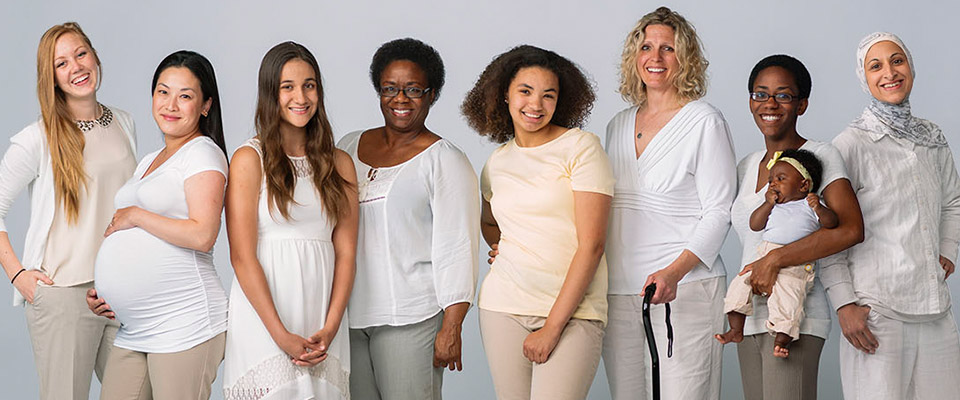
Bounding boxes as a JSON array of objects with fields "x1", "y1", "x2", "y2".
[
  {"x1": 338, "y1": 130, "x2": 480, "y2": 329},
  {"x1": 604, "y1": 100, "x2": 737, "y2": 294}
]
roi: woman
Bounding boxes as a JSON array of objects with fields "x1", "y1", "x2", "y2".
[
  {"x1": 601, "y1": 7, "x2": 736, "y2": 399},
  {"x1": 462, "y1": 44, "x2": 613, "y2": 399},
  {"x1": 222, "y1": 41, "x2": 358, "y2": 399},
  {"x1": 827, "y1": 32, "x2": 960, "y2": 400},
  {"x1": 0, "y1": 22, "x2": 135, "y2": 399},
  {"x1": 86, "y1": 50, "x2": 229, "y2": 400},
  {"x1": 337, "y1": 38, "x2": 478, "y2": 399},
  {"x1": 717, "y1": 54, "x2": 864, "y2": 400}
]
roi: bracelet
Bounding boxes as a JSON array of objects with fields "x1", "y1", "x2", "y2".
[{"x1": 11, "y1": 268, "x2": 26, "y2": 284}]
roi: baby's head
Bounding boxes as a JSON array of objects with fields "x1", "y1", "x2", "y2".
[{"x1": 767, "y1": 149, "x2": 823, "y2": 203}]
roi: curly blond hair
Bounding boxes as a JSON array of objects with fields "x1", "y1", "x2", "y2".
[{"x1": 618, "y1": 7, "x2": 708, "y2": 106}]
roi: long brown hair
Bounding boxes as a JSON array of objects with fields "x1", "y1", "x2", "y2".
[
  {"x1": 37, "y1": 22, "x2": 101, "y2": 223},
  {"x1": 255, "y1": 41, "x2": 349, "y2": 220}
]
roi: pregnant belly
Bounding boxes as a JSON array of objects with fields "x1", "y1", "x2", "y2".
[{"x1": 94, "y1": 228, "x2": 204, "y2": 329}]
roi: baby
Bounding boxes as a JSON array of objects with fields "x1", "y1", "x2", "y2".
[{"x1": 716, "y1": 149, "x2": 838, "y2": 358}]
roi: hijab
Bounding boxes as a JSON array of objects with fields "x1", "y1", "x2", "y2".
[{"x1": 851, "y1": 32, "x2": 946, "y2": 148}]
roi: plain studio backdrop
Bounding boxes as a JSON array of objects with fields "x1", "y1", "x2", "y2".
[{"x1": 1, "y1": 1, "x2": 957, "y2": 399}]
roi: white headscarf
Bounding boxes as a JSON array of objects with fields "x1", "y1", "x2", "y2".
[{"x1": 851, "y1": 32, "x2": 946, "y2": 147}]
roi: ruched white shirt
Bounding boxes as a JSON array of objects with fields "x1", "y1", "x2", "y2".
[
  {"x1": 604, "y1": 100, "x2": 737, "y2": 294},
  {"x1": 339, "y1": 130, "x2": 479, "y2": 329}
]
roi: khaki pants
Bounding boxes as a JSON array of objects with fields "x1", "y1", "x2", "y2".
[
  {"x1": 737, "y1": 333, "x2": 825, "y2": 400},
  {"x1": 724, "y1": 242, "x2": 815, "y2": 340},
  {"x1": 603, "y1": 276, "x2": 726, "y2": 400},
  {"x1": 840, "y1": 309, "x2": 960, "y2": 400},
  {"x1": 99, "y1": 332, "x2": 225, "y2": 400},
  {"x1": 479, "y1": 309, "x2": 604, "y2": 400},
  {"x1": 25, "y1": 282, "x2": 119, "y2": 400},
  {"x1": 350, "y1": 312, "x2": 444, "y2": 400}
]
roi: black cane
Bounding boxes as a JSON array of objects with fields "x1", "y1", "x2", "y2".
[{"x1": 642, "y1": 283, "x2": 674, "y2": 400}]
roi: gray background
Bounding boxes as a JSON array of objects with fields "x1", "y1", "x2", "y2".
[{"x1": 1, "y1": 1, "x2": 957, "y2": 399}]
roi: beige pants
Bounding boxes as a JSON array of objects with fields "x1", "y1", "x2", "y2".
[
  {"x1": 479, "y1": 309, "x2": 604, "y2": 400},
  {"x1": 25, "y1": 282, "x2": 119, "y2": 400},
  {"x1": 737, "y1": 333, "x2": 825, "y2": 400},
  {"x1": 724, "y1": 241, "x2": 815, "y2": 340},
  {"x1": 99, "y1": 332, "x2": 225, "y2": 400}
]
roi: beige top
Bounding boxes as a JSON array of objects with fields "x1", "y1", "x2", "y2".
[
  {"x1": 479, "y1": 128, "x2": 615, "y2": 324},
  {"x1": 42, "y1": 112, "x2": 136, "y2": 286}
]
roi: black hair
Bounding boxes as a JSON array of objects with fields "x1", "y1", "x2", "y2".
[
  {"x1": 778, "y1": 149, "x2": 823, "y2": 192},
  {"x1": 747, "y1": 54, "x2": 812, "y2": 100},
  {"x1": 151, "y1": 50, "x2": 227, "y2": 157},
  {"x1": 370, "y1": 38, "x2": 445, "y2": 103},
  {"x1": 461, "y1": 44, "x2": 596, "y2": 144}
]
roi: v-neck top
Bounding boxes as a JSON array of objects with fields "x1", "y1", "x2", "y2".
[
  {"x1": 94, "y1": 135, "x2": 228, "y2": 352},
  {"x1": 338, "y1": 129, "x2": 479, "y2": 328},
  {"x1": 604, "y1": 100, "x2": 737, "y2": 294},
  {"x1": 730, "y1": 140, "x2": 847, "y2": 338}
]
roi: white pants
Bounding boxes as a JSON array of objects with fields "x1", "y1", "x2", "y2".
[
  {"x1": 840, "y1": 308, "x2": 960, "y2": 400},
  {"x1": 602, "y1": 276, "x2": 726, "y2": 400}
]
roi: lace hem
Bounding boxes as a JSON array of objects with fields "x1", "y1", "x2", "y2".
[{"x1": 223, "y1": 353, "x2": 350, "y2": 400}]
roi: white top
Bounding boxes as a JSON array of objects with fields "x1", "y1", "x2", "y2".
[
  {"x1": 223, "y1": 139, "x2": 349, "y2": 399},
  {"x1": 731, "y1": 140, "x2": 848, "y2": 338},
  {"x1": 94, "y1": 136, "x2": 228, "y2": 353},
  {"x1": 822, "y1": 113, "x2": 960, "y2": 319},
  {"x1": 604, "y1": 100, "x2": 737, "y2": 294},
  {"x1": 43, "y1": 114, "x2": 137, "y2": 287},
  {"x1": 0, "y1": 106, "x2": 136, "y2": 306},
  {"x1": 763, "y1": 199, "x2": 821, "y2": 245},
  {"x1": 338, "y1": 130, "x2": 479, "y2": 329},
  {"x1": 479, "y1": 128, "x2": 615, "y2": 324}
]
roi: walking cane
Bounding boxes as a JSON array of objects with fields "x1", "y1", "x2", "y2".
[{"x1": 642, "y1": 283, "x2": 674, "y2": 400}]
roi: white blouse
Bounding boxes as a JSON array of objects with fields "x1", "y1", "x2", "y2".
[
  {"x1": 731, "y1": 140, "x2": 848, "y2": 338},
  {"x1": 94, "y1": 136, "x2": 228, "y2": 353},
  {"x1": 338, "y1": 130, "x2": 479, "y2": 329},
  {"x1": 822, "y1": 117, "x2": 960, "y2": 319},
  {"x1": 604, "y1": 101, "x2": 737, "y2": 294}
]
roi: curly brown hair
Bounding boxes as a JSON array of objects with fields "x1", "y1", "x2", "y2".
[{"x1": 461, "y1": 45, "x2": 595, "y2": 144}]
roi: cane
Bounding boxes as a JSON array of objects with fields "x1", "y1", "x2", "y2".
[{"x1": 642, "y1": 283, "x2": 674, "y2": 400}]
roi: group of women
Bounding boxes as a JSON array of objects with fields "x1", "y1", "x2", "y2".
[{"x1": 1, "y1": 5, "x2": 958, "y2": 400}]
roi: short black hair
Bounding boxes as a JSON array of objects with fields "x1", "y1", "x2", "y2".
[
  {"x1": 369, "y1": 38, "x2": 445, "y2": 103},
  {"x1": 779, "y1": 149, "x2": 823, "y2": 192},
  {"x1": 747, "y1": 54, "x2": 812, "y2": 100}
]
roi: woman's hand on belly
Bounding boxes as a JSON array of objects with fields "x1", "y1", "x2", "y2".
[
  {"x1": 104, "y1": 206, "x2": 143, "y2": 237},
  {"x1": 85, "y1": 288, "x2": 115, "y2": 319}
]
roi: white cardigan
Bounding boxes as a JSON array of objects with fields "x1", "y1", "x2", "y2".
[{"x1": 0, "y1": 107, "x2": 136, "y2": 306}]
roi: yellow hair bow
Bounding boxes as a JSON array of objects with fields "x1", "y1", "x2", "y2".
[{"x1": 766, "y1": 151, "x2": 812, "y2": 183}]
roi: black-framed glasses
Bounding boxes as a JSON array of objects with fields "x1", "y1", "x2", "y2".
[
  {"x1": 750, "y1": 92, "x2": 797, "y2": 103},
  {"x1": 378, "y1": 86, "x2": 431, "y2": 99}
]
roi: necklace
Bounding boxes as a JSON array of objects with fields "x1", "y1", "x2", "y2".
[
  {"x1": 636, "y1": 131, "x2": 643, "y2": 139},
  {"x1": 75, "y1": 103, "x2": 112, "y2": 132}
]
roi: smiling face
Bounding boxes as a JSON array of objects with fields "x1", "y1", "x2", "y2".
[
  {"x1": 278, "y1": 59, "x2": 319, "y2": 131},
  {"x1": 750, "y1": 66, "x2": 808, "y2": 140},
  {"x1": 506, "y1": 66, "x2": 559, "y2": 137},
  {"x1": 636, "y1": 24, "x2": 680, "y2": 94},
  {"x1": 152, "y1": 66, "x2": 211, "y2": 138},
  {"x1": 379, "y1": 60, "x2": 432, "y2": 134},
  {"x1": 864, "y1": 40, "x2": 913, "y2": 104},
  {"x1": 53, "y1": 32, "x2": 99, "y2": 103},
  {"x1": 768, "y1": 161, "x2": 810, "y2": 203}
]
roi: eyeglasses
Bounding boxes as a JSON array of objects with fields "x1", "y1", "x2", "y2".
[
  {"x1": 378, "y1": 86, "x2": 431, "y2": 99},
  {"x1": 750, "y1": 92, "x2": 797, "y2": 103}
]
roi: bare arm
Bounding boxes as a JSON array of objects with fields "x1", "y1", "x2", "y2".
[
  {"x1": 308, "y1": 150, "x2": 359, "y2": 357},
  {"x1": 434, "y1": 302, "x2": 469, "y2": 371},
  {"x1": 744, "y1": 178, "x2": 864, "y2": 295},
  {"x1": 749, "y1": 198, "x2": 775, "y2": 232},
  {"x1": 480, "y1": 199, "x2": 500, "y2": 247},
  {"x1": 808, "y1": 193, "x2": 839, "y2": 229},
  {"x1": 523, "y1": 191, "x2": 611, "y2": 363},
  {"x1": 106, "y1": 170, "x2": 226, "y2": 252}
]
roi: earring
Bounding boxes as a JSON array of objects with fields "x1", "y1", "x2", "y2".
[{"x1": 202, "y1": 111, "x2": 208, "y2": 117}]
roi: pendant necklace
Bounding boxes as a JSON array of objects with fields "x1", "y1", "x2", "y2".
[{"x1": 636, "y1": 131, "x2": 643, "y2": 139}]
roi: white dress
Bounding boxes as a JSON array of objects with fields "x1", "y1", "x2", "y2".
[{"x1": 223, "y1": 139, "x2": 350, "y2": 400}]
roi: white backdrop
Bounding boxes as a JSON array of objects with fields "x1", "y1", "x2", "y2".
[{"x1": 1, "y1": 1, "x2": 958, "y2": 399}]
